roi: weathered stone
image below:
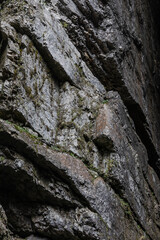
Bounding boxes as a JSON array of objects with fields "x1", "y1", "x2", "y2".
[
  {"x1": 0, "y1": 119, "x2": 148, "y2": 239},
  {"x1": 0, "y1": 0, "x2": 160, "y2": 239},
  {"x1": 94, "y1": 91, "x2": 160, "y2": 239}
]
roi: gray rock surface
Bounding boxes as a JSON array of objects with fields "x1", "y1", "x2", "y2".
[{"x1": 0, "y1": 0, "x2": 160, "y2": 239}]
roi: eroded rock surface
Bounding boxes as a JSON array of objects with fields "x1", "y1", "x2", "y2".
[{"x1": 0, "y1": 0, "x2": 160, "y2": 239}]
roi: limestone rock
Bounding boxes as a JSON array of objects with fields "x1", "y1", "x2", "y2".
[{"x1": 0, "y1": 0, "x2": 160, "y2": 239}]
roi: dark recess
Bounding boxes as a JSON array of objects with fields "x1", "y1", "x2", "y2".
[
  {"x1": 127, "y1": 103, "x2": 160, "y2": 177},
  {"x1": 0, "y1": 30, "x2": 8, "y2": 63}
]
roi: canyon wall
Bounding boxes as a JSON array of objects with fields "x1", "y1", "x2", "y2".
[{"x1": 0, "y1": 0, "x2": 160, "y2": 239}]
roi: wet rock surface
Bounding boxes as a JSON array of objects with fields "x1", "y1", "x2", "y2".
[{"x1": 0, "y1": 0, "x2": 160, "y2": 239}]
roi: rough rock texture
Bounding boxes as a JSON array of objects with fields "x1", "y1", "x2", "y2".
[{"x1": 0, "y1": 0, "x2": 160, "y2": 239}]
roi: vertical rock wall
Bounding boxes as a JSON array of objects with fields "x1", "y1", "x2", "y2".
[{"x1": 0, "y1": 0, "x2": 160, "y2": 239}]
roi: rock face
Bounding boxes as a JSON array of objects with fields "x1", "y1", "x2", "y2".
[{"x1": 0, "y1": 0, "x2": 160, "y2": 239}]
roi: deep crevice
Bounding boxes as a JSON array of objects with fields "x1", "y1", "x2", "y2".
[
  {"x1": 127, "y1": 103, "x2": 160, "y2": 178},
  {"x1": 0, "y1": 30, "x2": 8, "y2": 69}
]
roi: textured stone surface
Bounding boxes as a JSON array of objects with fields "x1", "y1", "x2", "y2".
[{"x1": 0, "y1": 0, "x2": 160, "y2": 239}]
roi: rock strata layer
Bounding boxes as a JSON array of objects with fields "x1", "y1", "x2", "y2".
[{"x1": 0, "y1": 0, "x2": 160, "y2": 239}]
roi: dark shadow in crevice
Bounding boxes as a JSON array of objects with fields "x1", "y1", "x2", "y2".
[
  {"x1": 0, "y1": 30, "x2": 8, "y2": 70},
  {"x1": 127, "y1": 103, "x2": 160, "y2": 178}
]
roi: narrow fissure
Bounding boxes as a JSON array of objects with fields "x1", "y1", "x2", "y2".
[
  {"x1": 127, "y1": 103, "x2": 160, "y2": 177},
  {"x1": 0, "y1": 30, "x2": 8, "y2": 69}
]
